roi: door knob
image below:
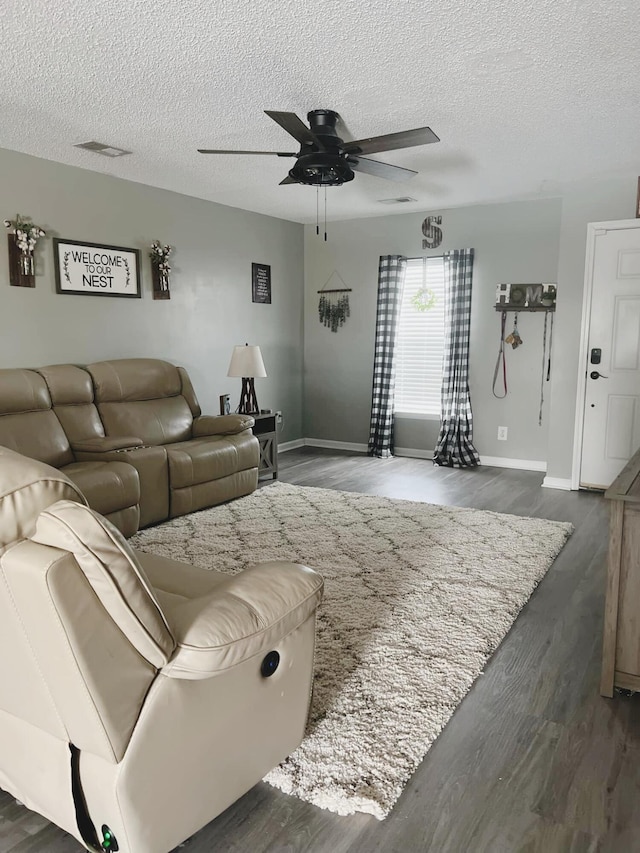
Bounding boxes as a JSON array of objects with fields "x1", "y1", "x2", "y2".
[{"x1": 590, "y1": 370, "x2": 608, "y2": 380}]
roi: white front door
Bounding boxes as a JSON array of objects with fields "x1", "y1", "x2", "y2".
[{"x1": 580, "y1": 222, "x2": 640, "y2": 489}]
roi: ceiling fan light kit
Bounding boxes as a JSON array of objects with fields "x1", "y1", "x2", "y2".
[{"x1": 289, "y1": 151, "x2": 354, "y2": 186}]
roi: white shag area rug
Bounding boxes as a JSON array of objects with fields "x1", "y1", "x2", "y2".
[{"x1": 131, "y1": 482, "x2": 573, "y2": 820}]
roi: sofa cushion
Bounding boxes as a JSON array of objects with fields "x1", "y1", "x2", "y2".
[
  {"x1": 166, "y1": 433, "x2": 258, "y2": 489},
  {"x1": 38, "y1": 364, "x2": 94, "y2": 406},
  {"x1": 169, "y1": 470, "x2": 257, "y2": 518},
  {"x1": 38, "y1": 364, "x2": 106, "y2": 444},
  {"x1": 0, "y1": 368, "x2": 51, "y2": 413},
  {"x1": 97, "y1": 398, "x2": 193, "y2": 445},
  {"x1": 0, "y1": 369, "x2": 74, "y2": 468},
  {"x1": 88, "y1": 359, "x2": 182, "y2": 403},
  {"x1": 62, "y1": 460, "x2": 140, "y2": 516},
  {"x1": 136, "y1": 551, "x2": 226, "y2": 600},
  {"x1": 31, "y1": 501, "x2": 175, "y2": 669},
  {"x1": 0, "y1": 447, "x2": 85, "y2": 552}
]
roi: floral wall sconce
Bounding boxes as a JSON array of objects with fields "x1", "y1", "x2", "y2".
[
  {"x1": 150, "y1": 240, "x2": 173, "y2": 300},
  {"x1": 4, "y1": 214, "x2": 46, "y2": 288}
]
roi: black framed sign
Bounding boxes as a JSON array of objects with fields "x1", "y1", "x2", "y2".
[
  {"x1": 53, "y1": 238, "x2": 141, "y2": 298},
  {"x1": 251, "y1": 262, "x2": 271, "y2": 304}
]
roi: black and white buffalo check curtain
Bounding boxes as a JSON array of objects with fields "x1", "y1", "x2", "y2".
[
  {"x1": 433, "y1": 249, "x2": 480, "y2": 467},
  {"x1": 367, "y1": 255, "x2": 407, "y2": 457}
]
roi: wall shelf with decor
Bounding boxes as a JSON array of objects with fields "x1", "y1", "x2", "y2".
[
  {"x1": 494, "y1": 305, "x2": 555, "y2": 312},
  {"x1": 495, "y1": 282, "x2": 556, "y2": 312},
  {"x1": 492, "y1": 282, "x2": 557, "y2": 423}
]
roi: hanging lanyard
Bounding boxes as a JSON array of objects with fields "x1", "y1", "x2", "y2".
[
  {"x1": 538, "y1": 311, "x2": 555, "y2": 425},
  {"x1": 492, "y1": 311, "x2": 507, "y2": 398},
  {"x1": 539, "y1": 312, "x2": 549, "y2": 425},
  {"x1": 546, "y1": 312, "x2": 554, "y2": 381}
]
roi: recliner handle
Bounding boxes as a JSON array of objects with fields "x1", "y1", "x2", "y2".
[{"x1": 70, "y1": 744, "x2": 100, "y2": 852}]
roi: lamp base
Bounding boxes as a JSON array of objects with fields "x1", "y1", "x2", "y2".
[{"x1": 237, "y1": 377, "x2": 259, "y2": 415}]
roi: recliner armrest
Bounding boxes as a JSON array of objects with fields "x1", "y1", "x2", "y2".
[
  {"x1": 192, "y1": 414, "x2": 255, "y2": 437},
  {"x1": 71, "y1": 436, "x2": 144, "y2": 453},
  {"x1": 160, "y1": 561, "x2": 323, "y2": 680}
]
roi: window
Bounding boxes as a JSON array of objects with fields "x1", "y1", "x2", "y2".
[{"x1": 394, "y1": 256, "x2": 445, "y2": 417}]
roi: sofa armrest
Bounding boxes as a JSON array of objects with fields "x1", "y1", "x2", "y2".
[
  {"x1": 192, "y1": 414, "x2": 254, "y2": 437},
  {"x1": 71, "y1": 445, "x2": 169, "y2": 528},
  {"x1": 160, "y1": 561, "x2": 323, "y2": 680},
  {"x1": 71, "y1": 436, "x2": 144, "y2": 453}
]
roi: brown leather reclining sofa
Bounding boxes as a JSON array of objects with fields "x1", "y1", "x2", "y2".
[{"x1": 0, "y1": 358, "x2": 259, "y2": 536}]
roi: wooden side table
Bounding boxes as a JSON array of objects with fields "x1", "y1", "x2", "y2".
[
  {"x1": 252, "y1": 412, "x2": 279, "y2": 480},
  {"x1": 601, "y1": 447, "x2": 640, "y2": 696}
]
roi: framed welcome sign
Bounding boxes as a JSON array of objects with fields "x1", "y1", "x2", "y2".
[{"x1": 53, "y1": 238, "x2": 141, "y2": 298}]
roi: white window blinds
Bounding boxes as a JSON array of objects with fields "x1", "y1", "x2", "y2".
[{"x1": 394, "y1": 256, "x2": 445, "y2": 416}]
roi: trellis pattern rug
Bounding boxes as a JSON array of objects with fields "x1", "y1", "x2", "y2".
[{"x1": 132, "y1": 483, "x2": 573, "y2": 819}]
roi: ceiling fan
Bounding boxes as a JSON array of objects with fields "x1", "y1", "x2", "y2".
[{"x1": 198, "y1": 109, "x2": 439, "y2": 187}]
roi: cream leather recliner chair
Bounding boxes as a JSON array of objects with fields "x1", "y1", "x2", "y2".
[{"x1": 0, "y1": 447, "x2": 323, "y2": 853}]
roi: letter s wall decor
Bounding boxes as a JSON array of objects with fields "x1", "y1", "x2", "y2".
[{"x1": 421, "y1": 215, "x2": 443, "y2": 249}]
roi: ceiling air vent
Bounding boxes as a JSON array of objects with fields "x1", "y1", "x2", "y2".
[
  {"x1": 74, "y1": 141, "x2": 131, "y2": 158},
  {"x1": 378, "y1": 197, "x2": 418, "y2": 205}
]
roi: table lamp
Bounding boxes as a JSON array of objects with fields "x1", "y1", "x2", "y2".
[{"x1": 227, "y1": 344, "x2": 267, "y2": 414}]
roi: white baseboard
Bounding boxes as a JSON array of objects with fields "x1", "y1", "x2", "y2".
[
  {"x1": 304, "y1": 438, "x2": 368, "y2": 453},
  {"x1": 394, "y1": 447, "x2": 434, "y2": 459},
  {"x1": 480, "y1": 455, "x2": 547, "y2": 473},
  {"x1": 283, "y1": 441, "x2": 550, "y2": 476},
  {"x1": 278, "y1": 438, "x2": 305, "y2": 453},
  {"x1": 541, "y1": 476, "x2": 573, "y2": 491}
]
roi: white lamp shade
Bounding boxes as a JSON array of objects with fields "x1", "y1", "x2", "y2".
[{"x1": 227, "y1": 345, "x2": 267, "y2": 378}]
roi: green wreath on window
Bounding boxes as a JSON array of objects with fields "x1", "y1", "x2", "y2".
[{"x1": 411, "y1": 286, "x2": 437, "y2": 312}]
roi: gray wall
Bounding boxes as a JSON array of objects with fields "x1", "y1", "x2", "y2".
[
  {"x1": 3, "y1": 144, "x2": 635, "y2": 478},
  {"x1": 304, "y1": 198, "x2": 562, "y2": 464},
  {"x1": 0, "y1": 148, "x2": 304, "y2": 442}
]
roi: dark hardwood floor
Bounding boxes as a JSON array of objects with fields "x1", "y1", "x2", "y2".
[{"x1": 2, "y1": 448, "x2": 638, "y2": 853}]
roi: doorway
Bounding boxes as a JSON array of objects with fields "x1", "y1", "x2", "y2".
[{"x1": 573, "y1": 219, "x2": 640, "y2": 490}]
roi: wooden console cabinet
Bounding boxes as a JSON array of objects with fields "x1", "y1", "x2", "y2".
[{"x1": 601, "y1": 448, "x2": 640, "y2": 696}]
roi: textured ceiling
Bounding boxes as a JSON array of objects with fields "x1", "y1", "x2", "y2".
[{"x1": 2, "y1": 0, "x2": 639, "y2": 223}]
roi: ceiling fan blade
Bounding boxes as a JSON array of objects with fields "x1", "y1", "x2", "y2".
[
  {"x1": 343, "y1": 126, "x2": 439, "y2": 156},
  {"x1": 264, "y1": 111, "x2": 326, "y2": 151},
  {"x1": 347, "y1": 155, "x2": 418, "y2": 183},
  {"x1": 197, "y1": 148, "x2": 297, "y2": 156},
  {"x1": 279, "y1": 175, "x2": 299, "y2": 185}
]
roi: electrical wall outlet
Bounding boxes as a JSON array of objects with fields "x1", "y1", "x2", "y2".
[
  {"x1": 275, "y1": 411, "x2": 283, "y2": 426},
  {"x1": 497, "y1": 426, "x2": 508, "y2": 441}
]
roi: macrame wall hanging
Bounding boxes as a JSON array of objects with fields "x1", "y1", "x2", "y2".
[{"x1": 318, "y1": 270, "x2": 352, "y2": 333}]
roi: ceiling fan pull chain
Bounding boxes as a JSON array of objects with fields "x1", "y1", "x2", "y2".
[
  {"x1": 324, "y1": 186, "x2": 327, "y2": 242},
  {"x1": 316, "y1": 186, "x2": 319, "y2": 236}
]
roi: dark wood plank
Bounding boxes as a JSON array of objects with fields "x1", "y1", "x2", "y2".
[{"x1": 2, "y1": 448, "x2": 638, "y2": 853}]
